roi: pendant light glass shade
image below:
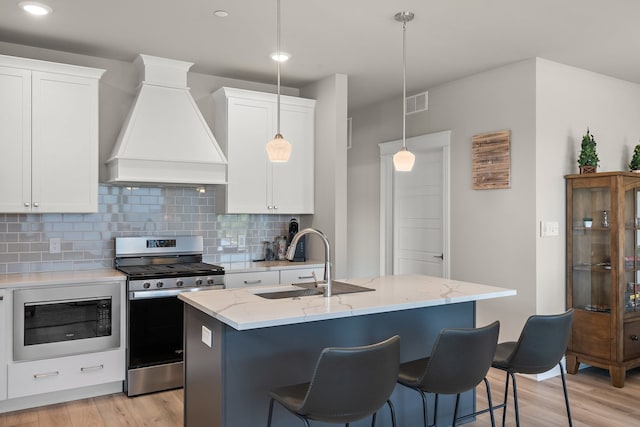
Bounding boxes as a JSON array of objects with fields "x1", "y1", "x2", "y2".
[
  {"x1": 266, "y1": 133, "x2": 291, "y2": 162},
  {"x1": 393, "y1": 147, "x2": 416, "y2": 171},
  {"x1": 393, "y1": 11, "x2": 415, "y2": 172},
  {"x1": 267, "y1": 0, "x2": 290, "y2": 162}
]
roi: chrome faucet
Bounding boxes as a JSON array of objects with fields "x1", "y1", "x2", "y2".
[{"x1": 286, "y1": 228, "x2": 332, "y2": 297}]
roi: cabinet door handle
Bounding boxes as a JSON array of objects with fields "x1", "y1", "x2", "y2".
[
  {"x1": 24, "y1": 202, "x2": 30, "y2": 207},
  {"x1": 81, "y1": 364, "x2": 104, "y2": 372},
  {"x1": 631, "y1": 335, "x2": 639, "y2": 341},
  {"x1": 33, "y1": 371, "x2": 59, "y2": 379},
  {"x1": 0, "y1": 296, "x2": 3, "y2": 301},
  {"x1": 33, "y1": 202, "x2": 39, "y2": 207},
  {"x1": 244, "y1": 280, "x2": 262, "y2": 285}
]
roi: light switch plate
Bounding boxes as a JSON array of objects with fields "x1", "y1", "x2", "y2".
[
  {"x1": 201, "y1": 325, "x2": 212, "y2": 348},
  {"x1": 540, "y1": 221, "x2": 560, "y2": 237}
]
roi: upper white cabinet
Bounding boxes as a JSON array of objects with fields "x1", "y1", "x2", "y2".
[
  {"x1": 213, "y1": 87, "x2": 315, "y2": 214},
  {"x1": 0, "y1": 55, "x2": 104, "y2": 213}
]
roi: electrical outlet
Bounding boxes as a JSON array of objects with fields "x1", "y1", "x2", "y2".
[
  {"x1": 201, "y1": 325, "x2": 212, "y2": 348},
  {"x1": 49, "y1": 238, "x2": 61, "y2": 254}
]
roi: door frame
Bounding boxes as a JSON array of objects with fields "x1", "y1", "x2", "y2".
[{"x1": 379, "y1": 130, "x2": 451, "y2": 278}]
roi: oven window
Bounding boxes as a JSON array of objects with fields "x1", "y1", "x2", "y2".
[
  {"x1": 128, "y1": 296, "x2": 183, "y2": 369},
  {"x1": 24, "y1": 298, "x2": 112, "y2": 346}
]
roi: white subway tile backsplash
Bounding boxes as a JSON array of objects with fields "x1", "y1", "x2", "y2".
[{"x1": 0, "y1": 184, "x2": 292, "y2": 273}]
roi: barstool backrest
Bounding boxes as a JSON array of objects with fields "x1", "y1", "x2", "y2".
[
  {"x1": 299, "y1": 335, "x2": 400, "y2": 423},
  {"x1": 419, "y1": 321, "x2": 500, "y2": 395},
  {"x1": 503, "y1": 309, "x2": 574, "y2": 374}
]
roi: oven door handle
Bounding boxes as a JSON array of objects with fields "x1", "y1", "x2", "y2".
[{"x1": 129, "y1": 287, "x2": 215, "y2": 300}]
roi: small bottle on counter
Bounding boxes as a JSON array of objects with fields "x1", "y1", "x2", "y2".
[
  {"x1": 263, "y1": 241, "x2": 275, "y2": 261},
  {"x1": 276, "y1": 236, "x2": 287, "y2": 260}
]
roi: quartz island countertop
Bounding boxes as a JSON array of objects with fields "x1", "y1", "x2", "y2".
[{"x1": 178, "y1": 274, "x2": 516, "y2": 330}]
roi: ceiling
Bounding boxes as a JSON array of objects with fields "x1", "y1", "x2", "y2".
[{"x1": 1, "y1": 0, "x2": 639, "y2": 111}]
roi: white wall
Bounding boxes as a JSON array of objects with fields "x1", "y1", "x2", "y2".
[
  {"x1": 349, "y1": 57, "x2": 640, "y2": 341},
  {"x1": 349, "y1": 59, "x2": 538, "y2": 341},
  {"x1": 300, "y1": 75, "x2": 349, "y2": 278},
  {"x1": 535, "y1": 58, "x2": 640, "y2": 315}
]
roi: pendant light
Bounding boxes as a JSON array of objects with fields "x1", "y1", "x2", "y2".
[
  {"x1": 266, "y1": 0, "x2": 291, "y2": 162},
  {"x1": 392, "y1": 11, "x2": 416, "y2": 172}
]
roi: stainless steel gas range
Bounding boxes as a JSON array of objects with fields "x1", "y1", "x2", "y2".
[{"x1": 114, "y1": 235, "x2": 224, "y2": 396}]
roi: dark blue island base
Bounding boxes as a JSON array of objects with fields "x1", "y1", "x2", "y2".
[{"x1": 184, "y1": 301, "x2": 477, "y2": 427}]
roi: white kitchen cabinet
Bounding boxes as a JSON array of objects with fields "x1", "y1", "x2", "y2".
[
  {"x1": 213, "y1": 87, "x2": 315, "y2": 214},
  {"x1": 225, "y1": 271, "x2": 280, "y2": 289},
  {"x1": 7, "y1": 348, "x2": 124, "y2": 399},
  {"x1": 0, "y1": 55, "x2": 104, "y2": 213},
  {"x1": 0, "y1": 290, "x2": 6, "y2": 401},
  {"x1": 279, "y1": 267, "x2": 324, "y2": 285}
]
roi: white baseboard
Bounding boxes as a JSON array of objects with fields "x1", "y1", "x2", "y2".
[{"x1": 0, "y1": 381, "x2": 123, "y2": 414}]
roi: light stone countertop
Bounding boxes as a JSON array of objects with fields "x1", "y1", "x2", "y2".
[
  {"x1": 0, "y1": 269, "x2": 126, "y2": 289},
  {"x1": 178, "y1": 274, "x2": 517, "y2": 331}
]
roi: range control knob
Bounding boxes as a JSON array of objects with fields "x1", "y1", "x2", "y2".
[
  {"x1": 156, "y1": 281, "x2": 164, "y2": 288},
  {"x1": 195, "y1": 279, "x2": 203, "y2": 286},
  {"x1": 143, "y1": 282, "x2": 151, "y2": 289},
  {"x1": 176, "y1": 280, "x2": 184, "y2": 287},
  {"x1": 207, "y1": 278, "x2": 215, "y2": 285}
]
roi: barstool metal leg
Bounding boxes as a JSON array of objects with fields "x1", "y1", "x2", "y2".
[
  {"x1": 510, "y1": 372, "x2": 520, "y2": 427},
  {"x1": 267, "y1": 398, "x2": 275, "y2": 427},
  {"x1": 559, "y1": 363, "x2": 573, "y2": 427},
  {"x1": 501, "y1": 370, "x2": 511, "y2": 427},
  {"x1": 387, "y1": 399, "x2": 397, "y2": 427},
  {"x1": 452, "y1": 393, "x2": 461, "y2": 427},
  {"x1": 484, "y1": 377, "x2": 496, "y2": 427}
]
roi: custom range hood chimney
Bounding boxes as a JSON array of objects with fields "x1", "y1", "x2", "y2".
[{"x1": 106, "y1": 54, "x2": 227, "y2": 185}]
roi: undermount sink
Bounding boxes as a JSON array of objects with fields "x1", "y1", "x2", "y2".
[{"x1": 254, "y1": 281, "x2": 374, "y2": 300}]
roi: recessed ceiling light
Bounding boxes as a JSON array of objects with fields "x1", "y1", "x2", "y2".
[
  {"x1": 213, "y1": 10, "x2": 229, "y2": 17},
  {"x1": 18, "y1": 1, "x2": 52, "y2": 15},
  {"x1": 270, "y1": 52, "x2": 290, "y2": 62}
]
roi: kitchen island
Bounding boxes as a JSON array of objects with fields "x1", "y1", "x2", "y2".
[{"x1": 178, "y1": 274, "x2": 516, "y2": 427}]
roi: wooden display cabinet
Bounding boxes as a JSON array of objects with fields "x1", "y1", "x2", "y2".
[{"x1": 566, "y1": 172, "x2": 640, "y2": 387}]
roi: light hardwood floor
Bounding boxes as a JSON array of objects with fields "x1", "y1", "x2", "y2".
[{"x1": 1, "y1": 366, "x2": 639, "y2": 426}]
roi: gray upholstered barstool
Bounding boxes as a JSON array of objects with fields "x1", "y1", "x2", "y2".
[
  {"x1": 491, "y1": 309, "x2": 574, "y2": 427},
  {"x1": 397, "y1": 321, "x2": 500, "y2": 427},
  {"x1": 266, "y1": 335, "x2": 401, "y2": 427}
]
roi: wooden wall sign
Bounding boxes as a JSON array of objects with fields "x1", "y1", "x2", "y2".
[{"x1": 472, "y1": 130, "x2": 511, "y2": 190}]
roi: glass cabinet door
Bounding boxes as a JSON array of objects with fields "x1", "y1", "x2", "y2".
[
  {"x1": 624, "y1": 188, "x2": 640, "y2": 313},
  {"x1": 571, "y1": 186, "x2": 611, "y2": 312}
]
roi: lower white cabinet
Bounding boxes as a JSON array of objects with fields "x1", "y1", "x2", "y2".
[
  {"x1": 225, "y1": 267, "x2": 324, "y2": 289},
  {"x1": 225, "y1": 271, "x2": 280, "y2": 289},
  {"x1": 7, "y1": 348, "x2": 125, "y2": 399},
  {"x1": 279, "y1": 267, "x2": 324, "y2": 285},
  {"x1": 0, "y1": 290, "x2": 6, "y2": 401}
]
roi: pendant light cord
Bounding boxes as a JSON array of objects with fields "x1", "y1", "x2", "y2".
[
  {"x1": 276, "y1": 0, "x2": 282, "y2": 135},
  {"x1": 402, "y1": 18, "x2": 407, "y2": 149}
]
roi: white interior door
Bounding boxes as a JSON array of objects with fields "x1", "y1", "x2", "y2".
[{"x1": 379, "y1": 131, "x2": 450, "y2": 278}]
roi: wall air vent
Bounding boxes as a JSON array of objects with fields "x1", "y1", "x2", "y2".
[{"x1": 406, "y1": 91, "x2": 428, "y2": 115}]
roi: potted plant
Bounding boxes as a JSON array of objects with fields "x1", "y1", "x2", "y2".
[
  {"x1": 577, "y1": 128, "x2": 599, "y2": 174},
  {"x1": 629, "y1": 144, "x2": 640, "y2": 172}
]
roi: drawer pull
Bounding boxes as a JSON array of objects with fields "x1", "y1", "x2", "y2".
[
  {"x1": 81, "y1": 364, "x2": 104, "y2": 372},
  {"x1": 631, "y1": 335, "x2": 639, "y2": 341},
  {"x1": 33, "y1": 371, "x2": 59, "y2": 379},
  {"x1": 244, "y1": 280, "x2": 262, "y2": 285},
  {"x1": 298, "y1": 275, "x2": 314, "y2": 280}
]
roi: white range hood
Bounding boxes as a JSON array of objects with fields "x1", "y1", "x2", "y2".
[{"x1": 106, "y1": 54, "x2": 227, "y2": 185}]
